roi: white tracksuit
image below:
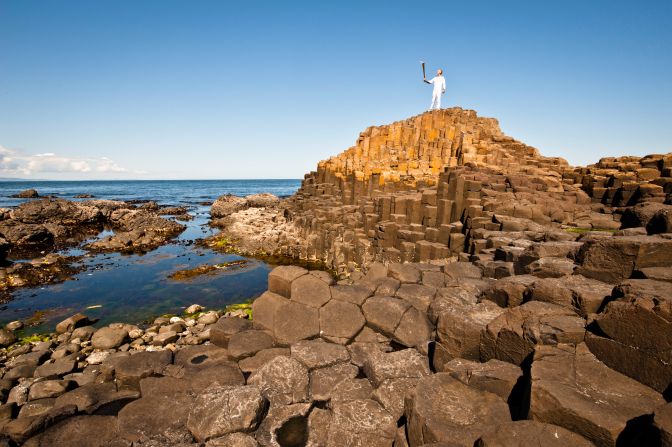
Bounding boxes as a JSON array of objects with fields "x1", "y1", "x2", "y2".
[{"x1": 428, "y1": 75, "x2": 446, "y2": 110}]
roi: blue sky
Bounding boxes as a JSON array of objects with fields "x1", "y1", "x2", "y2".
[{"x1": 1, "y1": 0, "x2": 670, "y2": 179}]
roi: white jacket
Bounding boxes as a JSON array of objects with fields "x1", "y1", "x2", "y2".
[{"x1": 429, "y1": 75, "x2": 446, "y2": 95}]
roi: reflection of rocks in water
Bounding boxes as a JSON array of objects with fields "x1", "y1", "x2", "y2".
[{"x1": 168, "y1": 260, "x2": 251, "y2": 281}]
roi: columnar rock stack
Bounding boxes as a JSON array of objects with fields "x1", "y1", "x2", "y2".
[{"x1": 276, "y1": 108, "x2": 671, "y2": 273}]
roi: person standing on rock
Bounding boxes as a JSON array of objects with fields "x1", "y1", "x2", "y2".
[{"x1": 424, "y1": 69, "x2": 446, "y2": 110}]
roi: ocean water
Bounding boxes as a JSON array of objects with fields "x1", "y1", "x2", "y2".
[{"x1": 0, "y1": 180, "x2": 302, "y2": 334}]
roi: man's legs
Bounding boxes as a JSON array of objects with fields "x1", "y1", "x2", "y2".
[{"x1": 430, "y1": 92, "x2": 441, "y2": 110}]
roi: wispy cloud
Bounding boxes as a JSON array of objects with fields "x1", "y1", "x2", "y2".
[{"x1": 0, "y1": 146, "x2": 139, "y2": 177}]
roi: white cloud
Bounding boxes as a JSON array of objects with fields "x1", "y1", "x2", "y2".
[{"x1": 0, "y1": 145, "x2": 136, "y2": 177}]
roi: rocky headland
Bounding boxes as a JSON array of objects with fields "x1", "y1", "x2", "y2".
[{"x1": 0, "y1": 107, "x2": 670, "y2": 446}]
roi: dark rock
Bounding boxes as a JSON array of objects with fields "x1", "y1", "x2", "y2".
[
  {"x1": 527, "y1": 275, "x2": 612, "y2": 316},
  {"x1": 576, "y1": 235, "x2": 672, "y2": 283},
  {"x1": 272, "y1": 301, "x2": 319, "y2": 345},
  {"x1": 326, "y1": 399, "x2": 396, "y2": 447},
  {"x1": 55, "y1": 313, "x2": 93, "y2": 334},
  {"x1": 251, "y1": 291, "x2": 286, "y2": 332},
  {"x1": 654, "y1": 403, "x2": 672, "y2": 447},
  {"x1": 255, "y1": 402, "x2": 311, "y2": 447},
  {"x1": 117, "y1": 391, "x2": 193, "y2": 443},
  {"x1": 529, "y1": 343, "x2": 665, "y2": 446},
  {"x1": 112, "y1": 350, "x2": 172, "y2": 388},
  {"x1": 186, "y1": 385, "x2": 266, "y2": 442},
  {"x1": 440, "y1": 358, "x2": 523, "y2": 403},
  {"x1": 238, "y1": 348, "x2": 290, "y2": 374},
  {"x1": 405, "y1": 373, "x2": 511, "y2": 446},
  {"x1": 435, "y1": 300, "x2": 504, "y2": 365},
  {"x1": 91, "y1": 326, "x2": 129, "y2": 349},
  {"x1": 309, "y1": 361, "x2": 359, "y2": 401},
  {"x1": 2, "y1": 404, "x2": 77, "y2": 444},
  {"x1": 319, "y1": 299, "x2": 365, "y2": 343},
  {"x1": 388, "y1": 263, "x2": 421, "y2": 284},
  {"x1": 11, "y1": 189, "x2": 39, "y2": 198},
  {"x1": 267, "y1": 265, "x2": 308, "y2": 298},
  {"x1": 23, "y1": 415, "x2": 129, "y2": 447},
  {"x1": 290, "y1": 339, "x2": 350, "y2": 370},
  {"x1": 54, "y1": 382, "x2": 140, "y2": 414},
  {"x1": 210, "y1": 316, "x2": 252, "y2": 348},
  {"x1": 34, "y1": 358, "x2": 77, "y2": 378},
  {"x1": 587, "y1": 279, "x2": 672, "y2": 393},
  {"x1": 227, "y1": 330, "x2": 275, "y2": 360},
  {"x1": 363, "y1": 348, "x2": 430, "y2": 387},
  {"x1": 475, "y1": 420, "x2": 594, "y2": 446},
  {"x1": 290, "y1": 273, "x2": 332, "y2": 308},
  {"x1": 480, "y1": 301, "x2": 586, "y2": 366},
  {"x1": 247, "y1": 355, "x2": 309, "y2": 405},
  {"x1": 0, "y1": 328, "x2": 16, "y2": 347}
]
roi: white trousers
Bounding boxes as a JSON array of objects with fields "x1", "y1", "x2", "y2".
[{"x1": 430, "y1": 92, "x2": 441, "y2": 110}]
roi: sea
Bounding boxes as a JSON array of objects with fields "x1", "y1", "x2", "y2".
[{"x1": 0, "y1": 180, "x2": 302, "y2": 334}]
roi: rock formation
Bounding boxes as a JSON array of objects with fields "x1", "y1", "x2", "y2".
[{"x1": 1, "y1": 108, "x2": 670, "y2": 445}]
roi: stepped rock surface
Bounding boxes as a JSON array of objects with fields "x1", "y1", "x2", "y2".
[{"x1": 2, "y1": 108, "x2": 671, "y2": 446}]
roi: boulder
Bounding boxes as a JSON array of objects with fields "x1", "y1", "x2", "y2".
[
  {"x1": 267, "y1": 265, "x2": 308, "y2": 298},
  {"x1": 395, "y1": 283, "x2": 437, "y2": 313},
  {"x1": 255, "y1": 402, "x2": 311, "y2": 447},
  {"x1": 529, "y1": 343, "x2": 665, "y2": 446},
  {"x1": 527, "y1": 275, "x2": 613, "y2": 316},
  {"x1": 290, "y1": 273, "x2": 332, "y2": 308},
  {"x1": 475, "y1": 420, "x2": 594, "y2": 446},
  {"x1": 310, "y1": 361, "x2": 360, "y2": 401},
  {"x1": 55, "y1": 313, "x2": 93, "y2": 334},
  {"x1": 227, "y1": 330, "x2": 275, "y2": 360},
  {"x1": 186, "y1": 385, "x2": 266, "y2": 442},
  {"x1": 238, "y1": 348, "x2": 290, "y2": 374},
  {"x1": 393, "y1": 306, "x2": 433, "y2": 351},
  {"x1": 210, "y1": 194, "x2": 247, "y2": 218},
  {"x1": 480, "y1": 301, "x2": 586, "y2": 366},
  {"x1": 330, "y1": 284, "x2": 371, "y2": 306},
  {"x1": 54, "y1": 382, "x2": 140, "y2": 414},
  {"x1": 363, "y1": 348, "x2": 430, "y2": 387},
  {"x1": 587, "y1": 279, "x2": 672, "y2": 393},
  {"x1": 319, "y1": 299, "x2": 365, "y2": 343},
  {"x1": 12, "y1": 188, "x2": 39, "y2": 198},
  {"x1": 371, "y1": 377, "x2": 420, "y2": 421},
  {"x1": 251, "y1": 291, "x2": 286, "y2": 332},
  {"x1": 647, "y1": 207, "x2": 672, "y2": 234},
  {"x1": 388, "y1": 263, "x2": 421, "y2": 284},
  {"x1": 247, "y1": 355, "x2": 309, "y2": 405},
  {"x1": 480, "y1": 274, "x2": 537, "y2": 308},
  {"x1": 435, "y1": 300, "x2": 504, "y2": 366},
  {"x1": 0, "y1": 328, "x2": 16, "y2": 347},
  {"x1": 272, "y1": 301, "x2": 319, "y2": 345},
  {"x1": 405, "y1": 373, "x2": 511, "y2": 447},
  {"x1": 245, "y1": 193, "x2": 280, "y2": 208},
  {"x1": 362, "y1": 296, "x2": 410, "y2": 336},
  {"x1": 209, "y1": 316, "x2": 252, "y2": 348},
  {"x1": 326, "y1": 399, "x2": 396, "y2": 447},
  {"x1": 439, "y1": 358, "x2": 523, "y2": 403},
  {"x1": 290, "y1": 339, "x2": 350, "y2": 370},
  {"x1": 655, "y1": 403, "x2": 672, "y2": 447},
  {"x1": 112, "y1": 350, "x2": 173, "y2": 388},
  {"x1": 91, "y1": 326, "x2": 129, "y2": 350},
  {"x1": 23, "y1": 415, "x2": 129, "y2": 446},
  {"x1": 576, "y1": 235, "x2": 672, "y2": 283}
]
